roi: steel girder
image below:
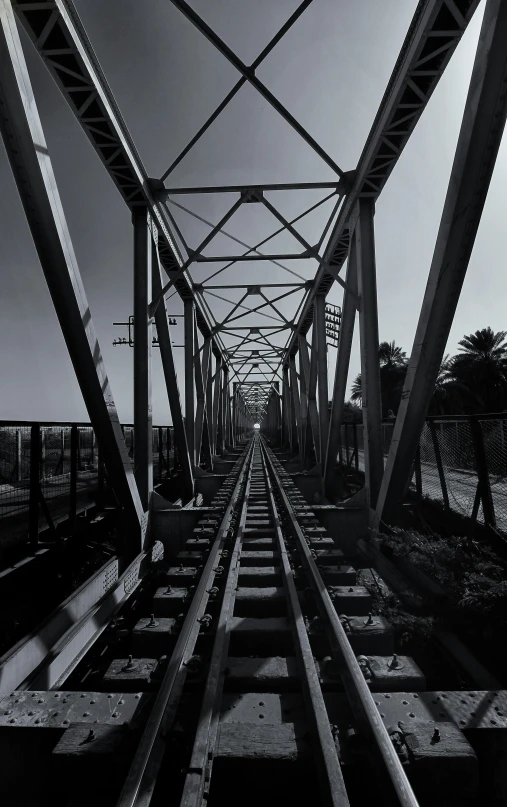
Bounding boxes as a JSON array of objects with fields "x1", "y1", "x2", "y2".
[
  {"x1": 354, "y1": 200, "x2": 383, "y2": 509},
  {"x1": 0, "y1": 0, "x2": 145, "y2": 562},
  {"x1": 282, "y1": 0, "x2": 481, "y2": 361},
  {"x1": 12, "y1": 0, "x2": 225, "y2": 361},
  {"x1": 377, "y1": 0, "x2": 507, "y2": 522},
  {"x1": 133, "y1": 209, "x2": 154, "y2": 510},
  {"x1": 7, "y1": 0, "x2": 504, "y2": 517},
  {"x1": 151, "y1": 239, "x2": 194, "y2": 498},
  {"x1": 324, "y1": 241, "x2": 359, "y2": 494}
]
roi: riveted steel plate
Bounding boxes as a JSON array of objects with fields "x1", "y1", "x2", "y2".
[
  {"x1": 221, "y1": 692, "x2": 305, "y2": 724},
  {"x1": 370, "y1": 691, "x2": 507, "y2": 729},
  {"x1": 0, "y1": 691, "x2": 148, "y2": 727}
]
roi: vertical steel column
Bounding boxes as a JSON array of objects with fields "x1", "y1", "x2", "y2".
[
  {"x1": 299, "y1": 336, "x2": 320, "y2": 465},
  {"x1": 184, "y1": 299, "x2": 196, "y2": 465},
  {"x1": 377, "y1": 0, "x2": 507, "y2": 524},
  {"x1": 194, "y1": 333, "x2": 211, "y2": 466},
  {"x1": 297, "y1": 342, "x2": 309, "y2": 461},
  {"x1": 212, "y1": 356, "x2": 221, "y2": 457},
  {"x1": 206, "y1": 347, "x2": 214, "y2": 465},
  {"x1": 274, "y1": 384, "x2": 282, "y2": 446},
  {"x1": 133, "y1": 208, "x2": 153, "y2": 510},
  {"x1": 200, "y1": 341, "x2": 213, "y2": 468},
  {"x1": 152, "y1": 246, "x2": 194, "y2": 498},
  {"x1": 282, "y1": 365, "x2": 291, "y2": 449},
  {"x1": 277, "y1": 383, "x2": 283, "y2": 446},
  {"x1": 223, "y1": 367, "x2": 231, "y2": 450},
  {"x1": 216, "y1": 366, "x2": 224, "y2": 455},
  {"x1": 315, "y1": 295, "x2": 329, "y2": 470},
  {"x1": 289, "y1": 355, "x2": 301, "y2": 457},
  {"x1": 355, "y1": 198, "x2": 383, "y2": 508},
  {"x1": 228, "y1": 389, "x2": 234, "y2": 447},
  {"x1": 324, "y1": 239, "x2": 358, "y2": 495},
  {"x1": 232, "y1": 383, "x2": 238, "y2": 448}
]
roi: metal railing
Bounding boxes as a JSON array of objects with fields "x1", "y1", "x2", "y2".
[
  {"x1": 0, "y1": 421, "x2": 176, "y2": 551},
  {"x1": 339, "y1": 413, "x2": 507, "y2": 537}
]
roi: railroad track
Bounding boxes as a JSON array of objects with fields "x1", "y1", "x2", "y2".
[{"x1": 0, "y1": 435, "x2": 505, "y2": 806}]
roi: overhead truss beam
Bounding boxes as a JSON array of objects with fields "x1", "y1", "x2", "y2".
[
  {"x1": 12, "y1": 0, "x2": 226, "y2": 361},
  {"x1": 283, "y1": 0, "x2": 481, "y2": 360}
]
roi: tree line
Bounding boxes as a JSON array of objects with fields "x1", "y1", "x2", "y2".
[{"x1": 343, "y1": 327, "x2": 507, "y2": 421}]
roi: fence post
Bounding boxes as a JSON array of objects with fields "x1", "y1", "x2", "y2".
[
  {"x1": 59, "y1": 428, "x2": 65, "y2": 475},
  {"x1": 345, "y1": 424, "x2": 350, "y2": 467},
  {"x1": 470, "y1": 482, "x2": 481, "y2": 534},
  {"x1": 501, "y1": 419, "x2": 506, "y2": 475},
  {"x1": 16, "y1": 429, "x2": 22, "y2": 482},
  {"x1": 470, "y1": 416, "x2": 496, "y2": 528},
  {"x1": 40, "y1": 427, "x2": 46, "y2": 482},
  {"x1": 69, "y1": 424, "x2": 78, "y2": 536},
  {"x1": 428, "y1": 420, "x2": 449, "y2": 510},
  {"x1": 97, "y1": 441, "x2": 105, "y2": 511},
  {"x1": 414, "y1": 444, "x2": 422, "y2": 500},
  {"x1": 158, "y1": 427, "x2": 164, "y2": 482},
  {"x1": 76, "y1": 427, "x2": 81, "y2": 471},
  {"x1": 29, "y1": 424, "x2": 40, "y2": 548},
  {"x1": 353, "y1": 423, "x2": 359, "y2": 471}
]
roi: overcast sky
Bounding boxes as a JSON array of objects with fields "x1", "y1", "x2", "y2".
[{"x1": 1, "y1": 0, "x2": 505, "y2": 425}]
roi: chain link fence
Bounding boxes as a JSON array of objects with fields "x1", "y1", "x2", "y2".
[
  {"x1": 339, "y1": 414, "x2": 507, "y2": 535},
  {"x1": 0, "y1": 422, "x2": 175, "y2": 554}
]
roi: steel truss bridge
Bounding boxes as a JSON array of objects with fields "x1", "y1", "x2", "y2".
[{"x1": 1, "y1": 0, "x2": 507, "y2": 565}]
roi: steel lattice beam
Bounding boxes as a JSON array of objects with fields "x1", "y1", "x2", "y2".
[
  {"x1": 12, "y1": 0, "x2": 225, "y2": 361},
  {"x1": 0, "y1": 0, "x2": 146, "y2": 561},
  {"x1": 283, "y1": 0, "x2": 481, "y2": 363}
]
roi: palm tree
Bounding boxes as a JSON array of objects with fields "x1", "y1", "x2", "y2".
[
  {"x1": 350, "y1": 341, "x2": 408, "y2": 416},
  {"x1": 350, "y1": 329, "x2": 507, "y2": 418},
  {"x1": 351, "y1": 373, "x2": 362, "y2": 405},
  {"x1": 450, "y1": 327, "x2": 507, "y2": 413},
  {"x1": 378, "y1": 341, "x2": 407, "y2": 369},
  {"x1": 428, "y1": 354, "x2": 468, "y2": 415},
  {"x1": 379, "y1": 341, "x2": 407, "y2": 416}
]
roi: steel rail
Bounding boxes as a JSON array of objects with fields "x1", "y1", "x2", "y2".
[
  {"x1": 115, "y1": 441, "x2": 254, "y2": 807},
  {"x1": 179, "y1": 437, "x2": 255, "y2": 807},
  {"x1": 261, "y1": 440, "x2": 420, "y2": 807},
  {"x1": 259, "y1": 442, "x2": 350, "y2": 806}
]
